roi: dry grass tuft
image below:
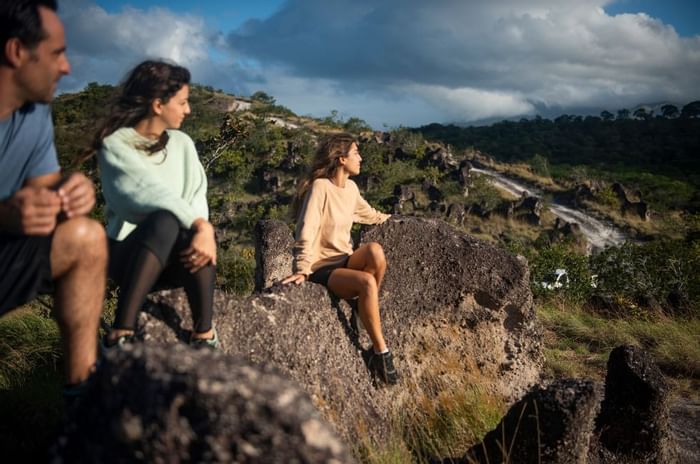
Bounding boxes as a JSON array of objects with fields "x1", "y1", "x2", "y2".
[{"x1": 538, "y1": 300, "x2": 700, "y2": 380}]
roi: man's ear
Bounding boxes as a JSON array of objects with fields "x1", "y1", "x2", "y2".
[{"x1": 4, "y1": 38, "x2": 26, "y2": 68}]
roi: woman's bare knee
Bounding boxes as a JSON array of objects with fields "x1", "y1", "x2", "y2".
[
  {"x1": 365, "y1": 242, "x2": 386, "y2": 269},
  {"x1": 357, "y1": 271, "x2": 377, "y2": 295}
]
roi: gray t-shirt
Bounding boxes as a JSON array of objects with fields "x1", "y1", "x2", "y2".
[{"x1": 0, "y1": 103, "x2": 60, "y2": 201}]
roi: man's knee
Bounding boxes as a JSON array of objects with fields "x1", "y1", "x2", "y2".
[{"x1": 54, "y1": 216, "x2": 107, "y2": 259}]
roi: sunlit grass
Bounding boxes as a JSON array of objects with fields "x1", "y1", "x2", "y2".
[
  {"x1": 357, "y1": 387, "x2": 504, "y2": 464},
  {"x1": 0, "y1": 306, "x2": 64, "y2": 460},
  {"x1": 2, "y1": 295, "x2": 697, "y2": 463},
  {"x1": 538, "y1": 299, "x2": 700, "y2": 379}
]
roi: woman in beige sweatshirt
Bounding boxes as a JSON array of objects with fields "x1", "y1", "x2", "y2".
[{"x1": 283, "y1": 133, "x2": 398, "y2": 384}]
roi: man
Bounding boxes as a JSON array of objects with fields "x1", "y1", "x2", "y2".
[{"x1": 0, "y1": 0, "x2": 106, "y2": 393}]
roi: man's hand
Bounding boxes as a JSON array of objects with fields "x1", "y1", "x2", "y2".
[
  {"x1": 1, "y1": 186, "x2": 61, "y2": 235},
  {"x1": 180, "y1": 219, "x2": 217, "y2": 273},
  {"x1": 57, "y1": 172, "x2": 95, "y2": 218}
]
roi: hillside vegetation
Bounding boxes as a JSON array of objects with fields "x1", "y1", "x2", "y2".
[{"x1": 0, "y1": 84, "x2": 697, "y2": 461}]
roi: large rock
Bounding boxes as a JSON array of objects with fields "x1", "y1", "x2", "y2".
[
  {"x1": 139, "y1": 217, "x2": 543, "y2": 443},
  {"x1": 53, "y1": 343, "x2": 353, "y2": 463},
  {"x1": 443, "y1": 344, "x2": 682, "y2": 463},
  {"x1": 453, "y1": 379, "x2": 601, "y2": 464},
  {"x1": 254, "y1": 220, "x2": 294, "y2": 291},
  {"x1": 593, "y1": 345, "x2": 679, "y2": 463}
]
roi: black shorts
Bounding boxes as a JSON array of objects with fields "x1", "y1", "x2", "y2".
[
  {"x1": 108, "y1": 228, "x2": 196, "y2": 290},
  {"x1": 308, "y1": 256, "x2": 350, "y2": 287},
  {"x1": 0, "y1": 233, "x2": 54, "y2": 316}
]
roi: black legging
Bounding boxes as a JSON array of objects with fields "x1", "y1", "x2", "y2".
[{"x1": 108, "y1": 210, "x2": 215, "y2": 333}]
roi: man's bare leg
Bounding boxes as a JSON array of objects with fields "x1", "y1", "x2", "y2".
[{"x1": 50, "y1": 217, "x2": 107, "y2": 385}]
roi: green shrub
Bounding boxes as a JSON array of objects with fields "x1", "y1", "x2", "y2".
[
  {"x1": 217, "y1": 247, "x2": 255, "y2": 295},
  {"x1": 467, "y1": 174, "x2": 502, "y2": 212},
  {"x1": 590, "y1": 240, "x2": 700, "y2": 316},
  {"x1": 530, "y1": 244, "x2": 593, "y2": 302},
  {"x1": 0, "y1": 308, "x2": 63, "y2": 460},
  {"x1": 529, "y1": 153, "x2": 550, "y2": 177},
  {"x1": 595, "y1": 186, "x2": 619, "y2": 207}
]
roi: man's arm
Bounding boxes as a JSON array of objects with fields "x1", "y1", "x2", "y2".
[{"x1": 24, "y1": 171, "x2": 61, "y2": 188}]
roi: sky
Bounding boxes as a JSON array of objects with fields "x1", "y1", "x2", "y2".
[{"x1": 57, "y1": 0, "x2": 700, "y2": 128}]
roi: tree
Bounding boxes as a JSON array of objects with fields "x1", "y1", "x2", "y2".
[
  {"x1": 343, "y1": 117, "x2": 371, "y2": 133},
  {"x1": 681, "y1": 101, "x2": 700, "y2": 119},
  {"x1": 322, "y1": 110, "x2": 341, "y2": 127},
  {"x1": 600, "y1": 110, "x2": 614, "y2": 121},
  {"x1": 250, "y1": 91, "x2": 276, "y2": 105},
  {"x1": 660, "y1": 104, "x2": 679, "y2": 119},
  {"x1": 633, "y1": 108, "x2": 652, "y2": 120},
  {"x1": 616, "y1": 108, "x2": 630, "y2": 120}
]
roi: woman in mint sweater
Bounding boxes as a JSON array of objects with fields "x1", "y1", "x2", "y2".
[{"x1": 92, "y1": 60, "x2": 217, "y2": 348}]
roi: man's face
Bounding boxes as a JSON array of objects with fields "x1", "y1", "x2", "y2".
[{"x1": 16, "y1": 6, "x2": 71, "y2": 103}]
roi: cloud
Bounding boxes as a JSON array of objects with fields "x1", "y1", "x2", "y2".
[
  {"x1": 56, "y1": 0, "x2": 700, "y2": 127},
  {"x1": 227, "y1": 0, "x2": 700, "y2": 124},
  {"x1": 57, "y1": 0, "x2": 247, "y2": 93}
]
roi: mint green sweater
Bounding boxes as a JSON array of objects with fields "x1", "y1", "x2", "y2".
[{"x1": 99, "y1": 128, "x2": 208, "y2": 241}]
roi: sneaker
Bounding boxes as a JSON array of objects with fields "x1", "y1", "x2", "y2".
[
  {"x1": 99, "y1": 332, "x2": 134, "y2": 355},
  {"x1": 190, "y1": 328, "x2": 220, "y2": 349},
  {"x1": 62, "y1": 361, "x2": 99, "y2": 411},
  {"x1": 368, "y1": 350, "x2": 399, "y2": 385}
]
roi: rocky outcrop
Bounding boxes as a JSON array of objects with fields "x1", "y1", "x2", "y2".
[
  {"x1": 135, "y1": 217, "x2": 543, "y2": 444},
  {"x1": 593, "y1": 345, "x2": 678, "y2": 463},
  {"x1": 53, "y1": 343, "x2": 353, "y2": 463},
  {"x1": 612, "y1": 183, "x2": 651, "y2": 221},
  {"x1": 424, "y1": 144, "x2": 458, "y2": 171},
  {"x1": 422, "y1": 180, "x2": 444, "y2": 202},
  {"x1": 254, "y1": 220, "x2": 294, "y2": 291},
  {"x1": 446, "y1": 203, "x2": 466, "y2": 226},
  {"x1": 458, "y1": 159, "x2": 473, "y2": 194},
  {"x1": 454, "y1": 379, "x2": 601, "y2": 464},
  {"x1": 258, "y1": 168, "x2": 282, "y2": 193},
  {"x1": 388, "y1": 184, "x2": 418, "y2": 214},
  {"x1": 498, "y1": 193, "x2": 544, "y2": 225},
  {"x1": 444, "y1": 345, "x2": 679, "y2": 463},
  {"x1": 547, "y1": 218, "x2": 586, "y2": 247}
]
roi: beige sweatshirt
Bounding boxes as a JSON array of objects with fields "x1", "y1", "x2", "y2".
[{"x1": 293, "y1": 178, "x2": 390, "y2": 275}]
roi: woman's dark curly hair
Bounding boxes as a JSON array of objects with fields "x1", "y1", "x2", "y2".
[{"x1": 81, "y1": 60, "x2": 190, "y2": 163}]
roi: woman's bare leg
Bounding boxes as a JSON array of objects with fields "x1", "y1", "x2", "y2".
[
  {"x1": 328, "y1": 242, "x2": 389, "y2": 352},
  {"x1": 347, "y1": 242, "x2": 387, "y2": 289}
]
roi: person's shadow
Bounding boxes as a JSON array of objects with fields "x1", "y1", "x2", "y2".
[{"x1": 328, "y1": 294, "x2": 376, "y2": 381}]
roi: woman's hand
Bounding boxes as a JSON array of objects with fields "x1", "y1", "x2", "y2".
[
  {"x1": 282, "y1": 273, "x2": 307, "y2": 285},
  {"x1": 181, "y1": 218, "x2": 217, "y2": 273}
]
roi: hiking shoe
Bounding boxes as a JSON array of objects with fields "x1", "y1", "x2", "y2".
[
  {"x1": 368, "y1": 351, "x2": 399, "y2": 385},
  {"x1": 190, "y1": 328, "x2": 220, "y2": 349},
  {"x1": 99, "y1": 332, "x2": 134, "y2": 356},
  {"x1": 62, "y1": 361, "x2": 99, "y2": 411}
]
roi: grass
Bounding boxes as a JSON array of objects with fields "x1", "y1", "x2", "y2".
[
  {"x1": 538, "y1": 298, "x2": 700, "y2": 381},
  {"x1": 0, "y1": 305, "x2": 64, "y2": 461},
  {"x1": 1, "y1": 293, "x2": 697, "y2": 462},
  {"x1": 356, "y1": 380, "x2": 505, "y2": 464}
]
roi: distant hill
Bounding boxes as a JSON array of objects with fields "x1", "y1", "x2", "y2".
[{"x1": 415, "y1": 107, "x2": 700, "y2": 188}]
